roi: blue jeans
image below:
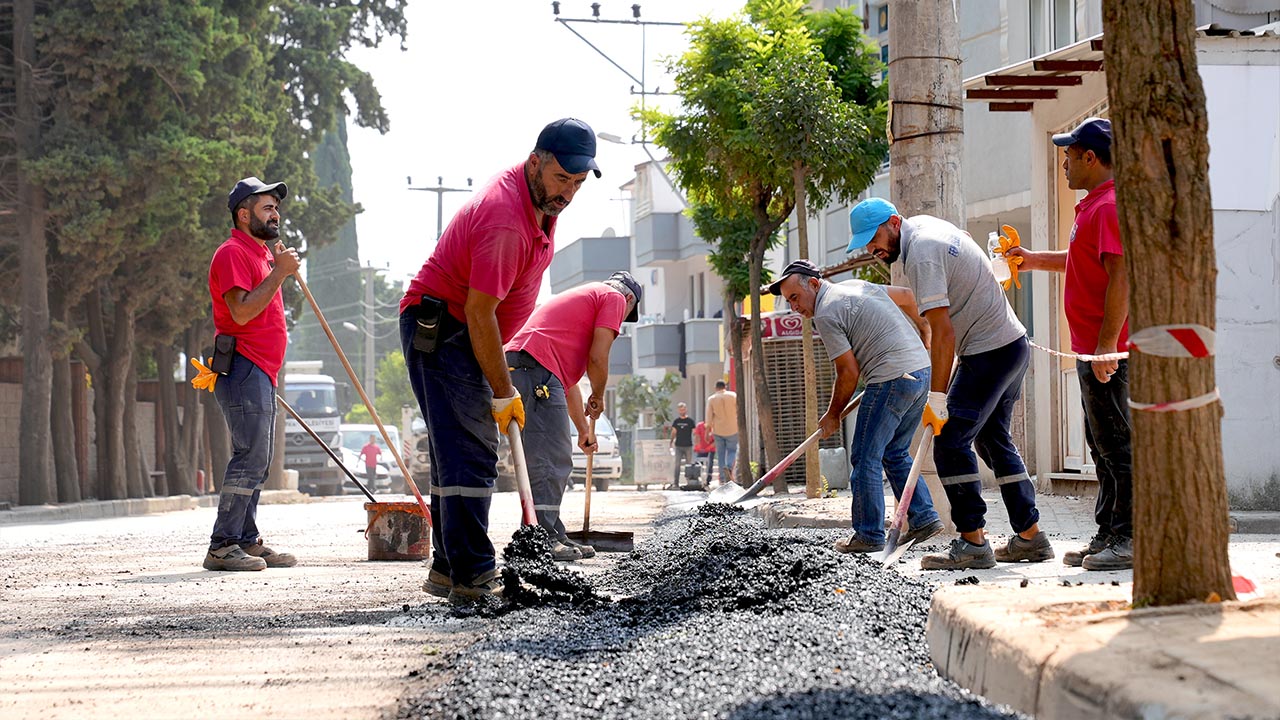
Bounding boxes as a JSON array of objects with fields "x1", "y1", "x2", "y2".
[
  {"x1": 848, "y1": 367, "x2": 939, "y2": 544},
  {"x1": 714, "y1": 434, "x2": 738, "y2": 480},
  {"x1": 935, "y1": 335, "x2": 1040, "y2": 534},
  {"x1": 209, "y1": 353, "x2": 275, "y2": 550},
  {"x1": 401, "y1": 311, "x2": 499, "y2": 584},
  {"x1": 507, "y1": 350, "x2": 571, "y2": 539}
]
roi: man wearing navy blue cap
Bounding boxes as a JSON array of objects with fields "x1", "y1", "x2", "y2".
[
  {"x1": 846, "y1": 198, "x2": 1052, "y2": 570},
  {"x1": 1007, "y1": 117, "x2": 1133, "y2": 571},
  {"x1": 400, "y1": 118, "x2": 600, "y2": 605}
]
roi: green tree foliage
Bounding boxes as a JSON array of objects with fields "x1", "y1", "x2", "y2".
[
  {"x1": 615, "y1": 372, "x2": 683, "y2": 439},
  {"x1": 640, "y1": 0, "x2": 886, "y2": 472}
]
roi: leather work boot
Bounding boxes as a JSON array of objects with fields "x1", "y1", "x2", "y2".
[
  {"x1": 240, "y1": 541, "x2": 297, "y2": 568},
  {"x1": 1082, "y1": 536, "x2": 1133, "y2": 571},
  {"x1": 901, "y1": 519, "x2": 946, "y2": 547},
  {"x1": 561, "y1": 536, "x2": 597, "y2": 559},
  {"x1": 834, "y1": 535, "x2": 884, "y2": 554},
  {"x1": 995, "y1": 531, "x2": 1055, "y2": 563},
  {"x1": 203, "y1": 545, "x2": 267, "y2": 572},
  {"x1": 422, "y1": 568, "x2": 453, "y2": 598},
  {"x1": 447, "y1": 569, "x2": 504, "y2": 606},
  {"x1": 1063, "y1": 533, "x2": 1111, "y2": 567},
  {"x1": 551, "y1": 541, "x2": 583, "y2": 562},
  {"x1": 920, "y1": 538, "x2": 996, "y2": 570}
]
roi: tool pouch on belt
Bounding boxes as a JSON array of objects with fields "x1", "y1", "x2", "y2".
[
  {"x1": 411, "y1": 295, "x2": 449, "y2": 353},
  {"x1": 209, "y1": 334, "x2": 236, "y2": 375}
]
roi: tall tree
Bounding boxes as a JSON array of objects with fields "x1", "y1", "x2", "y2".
[
  {"x1": 643, "y1": 0, "x2": 886, "y2": 484},
  {"x1": 1102, "y1": 0, "x2": 1234, "y2": 605}
]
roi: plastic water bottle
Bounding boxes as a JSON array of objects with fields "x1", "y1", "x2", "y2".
[{"x1": 988, "y1": 231, "x2": 1011, "y2": 284}]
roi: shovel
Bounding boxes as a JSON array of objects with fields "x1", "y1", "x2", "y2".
[
  {"x1": 707, "y1": 391, "x2": 864, "y2": 505},
  {"x1": 565, "y1": 417, "x2": 635, "y2": 552},
  {"x1": 879, "y1": 430, "x2": 936, "y2": 566},
  {"x1": 505, "y1": 420, "x2": 538, "y2": 527}
]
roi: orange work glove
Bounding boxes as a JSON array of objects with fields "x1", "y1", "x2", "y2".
[
  {"x1": 191, "y1": 357, "x2": 218, "y2": 393},
  {"x1": 997, "y1": 224, "x2": 1024, "y2": 290}
]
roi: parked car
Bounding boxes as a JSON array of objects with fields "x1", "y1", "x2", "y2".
[
  {"x1": 340, "y1": 424, "x2": 400, "y2": 494},
  {"x1": 569, "y1": 415, "x2": 623, "y2": 491}
]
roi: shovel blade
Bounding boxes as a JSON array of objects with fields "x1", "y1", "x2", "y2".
[
  {"x1": 880, "y1": 537, "x2": 916, "y2": 567},
  {"x1": 564, "y1": 530, "x2": 634, "y2": 553},
  {"x1": 706, "y1": 481, "x2": 745, "y2": 504}
]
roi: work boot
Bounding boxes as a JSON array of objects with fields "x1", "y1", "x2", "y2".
[
  {"x1": 551, "y1": 541, "x2": 583, "y2": 562},
  {"x1": 995, "y1": 531, "x2": 1055, "y2": 563},
  {"x1": 920, "y1": 538, "x2": 996, "y2": 570},
  {"x1": 834, "y1": 535, "x2": 884, "y2": 554},
  {"x1": 240, "y1": 541, "x2": 297, "y2": 568},
  {"x1": 1082, "y1": 536, "x2": 1133, "y2": 571},
  {"x1": 447, "y1": 569, "x2": 504, "y2": 606},
  {"x1": 561, "y1": 536, "x2": 596, "y2": 559},
  {"x1": 1063, "y1": 532, "x2": 1111, "y2": 567},
  {"x1": 422, "y1": 568, "x2": 452, "y2": 598},
  {"x1": 901, "y1": 519, "x2": 946, "y2": 547},
  {"x1": 203, "y1": 545, "x2": 267, "y2": 572}
]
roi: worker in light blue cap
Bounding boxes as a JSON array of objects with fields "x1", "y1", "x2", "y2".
[{"x1": 844, "y1": 197, "x2": 1052, "y2": 571}]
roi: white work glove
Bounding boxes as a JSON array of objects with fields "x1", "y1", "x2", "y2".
[{"x1": 922, "y1": 391, "x2": 948, "y2": 435}]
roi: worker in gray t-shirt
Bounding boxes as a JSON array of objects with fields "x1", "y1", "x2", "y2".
[
  {"x1": 767, "y1": 260, "x2": 942, "y2": 554},
  {"x1": 847, "y1": 198, "x2": 1053, "y2": 571}
]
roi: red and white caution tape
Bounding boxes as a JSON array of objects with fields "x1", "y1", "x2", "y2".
[
  {"x1": 1128, "y1": 387, "x2": 1220, "y2": 413},
  {"x1": 1128, "y1": 324, "x2": 1215, "y2": 358}
]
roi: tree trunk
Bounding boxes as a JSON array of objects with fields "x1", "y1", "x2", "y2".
[
  {"x1": 204, "y1": 389, "x2": 230, "y2": 491},
  {"x1": 793, "y1": 163, "x2": 821, "y2": 497},
  {"x1": 122, "y1": 319, "x2": 149, "y2": 498},
  {"x1": 1102, "y1": 0, "x2": 1234, "y2": 606},
  {"x1": 51, "y1": 356, "x2": 82, "y2": 504},
  {"x1": 748, "y1": 227, "x2": 783, "y2": 489},
  {"x1": 16, "y1": 0, "x2": 55, "y2": 506},
  {"x1": 723, "y1": 287, "x2": 750, "y2": 486},
  {"x1": 85, "y1": 288, "x2": 129, "y2": 500}
]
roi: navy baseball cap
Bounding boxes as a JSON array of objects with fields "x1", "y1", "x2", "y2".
[
  {"x1": 1052, "y1": 117, "x2": 1112, "y2": 154},
  {"x1": 536, "y1": 118, "x2": 601, "y2": 178},
  {"x1": 765, "y1": 259, "x2": 823, "y2": 296},
  {"x1": 847, "y1": 197, "x2": 898, "y2": 253},
  {"x1": 228, "y1": 176, "x2": 287, "y2": 213},
  {"x1": 607, "y1": 270, "x2": 643, "y2": 322}
]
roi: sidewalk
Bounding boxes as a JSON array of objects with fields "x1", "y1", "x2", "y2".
[
  {"x1": 747, "y1": 487, "x2": 1280, "y2": 719},
  {"x1": 0, "y1": 490, "x2": 310, "y2": 526}
]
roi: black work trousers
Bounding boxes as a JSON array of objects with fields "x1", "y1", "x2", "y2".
[{"x1": 1077, "y1": 359, "x2": 1133, "y2": 540}]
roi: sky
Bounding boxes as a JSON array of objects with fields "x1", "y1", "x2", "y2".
[{"x1": 343, "y1": 0, "x2": 743, "y2": 292}]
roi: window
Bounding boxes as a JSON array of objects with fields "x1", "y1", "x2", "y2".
[{"x1": 1030, "y1": 0, "x2": 1076, "y2": 56}]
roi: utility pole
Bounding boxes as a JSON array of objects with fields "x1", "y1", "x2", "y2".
[
  {"x1": 888, "y1": 0, "x2": 964, "y2": 528},
  {"x1": 362, "y1": 265, "x2": 377, "y2": 403},
  {"x1": 407, "y1": 176, "x2": 472, "y2": 241}
]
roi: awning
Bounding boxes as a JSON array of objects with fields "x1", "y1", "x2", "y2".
[{"x1": 962, "y1": 34, "x2": 1104, "y2": 113}]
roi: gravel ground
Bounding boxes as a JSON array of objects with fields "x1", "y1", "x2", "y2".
[{"x1": 396, "y1": 504, "x2": 1025, "y2": 720}]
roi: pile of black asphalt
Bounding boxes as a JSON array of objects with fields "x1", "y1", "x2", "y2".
[{"x1": 398, "y1": 503, "x2": 1023, "y2": 719}]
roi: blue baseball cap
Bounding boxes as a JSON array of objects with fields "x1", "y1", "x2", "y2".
[
  {"x1": 536, "y1": 118, "x2": 601, "y2": 178},
  {"x1": 1052, "y1": 117, "x2": 1111, "y2": 155},
  {"x1": 847, "y1": 197, "x2": 898, "y2": 253},
  {"x1": 228, "y1": 176, "x2": 287, "y2": 213}
]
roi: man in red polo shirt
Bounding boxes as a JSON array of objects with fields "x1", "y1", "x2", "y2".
[
  {"x1": 204, "y1": 177, "x2": 300, "y2": 572},
  {"x1": 1008, "y1": 117, "x2": 1133, "y2": 571},
  {"x1": 400, "y1": 118, "x2": 600, "y2": 605}
]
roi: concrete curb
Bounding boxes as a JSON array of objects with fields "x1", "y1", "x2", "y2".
[
  {"x1": 1231, "y1": 511, "x2": 1280, "y2": 534},
  {"x1": 752, "y1": 496, "x2": 850, "y2": 529},
  {"x1": 0, "y1": 490, "x2": 310, "y2": 525},
  {"x1": 927, "y1": 585, "x2": 1280, "y2": 719}
]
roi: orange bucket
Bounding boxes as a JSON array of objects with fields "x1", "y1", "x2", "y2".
[{"x1": 363, "y1": 502, "x2": 431, "y2": 561}]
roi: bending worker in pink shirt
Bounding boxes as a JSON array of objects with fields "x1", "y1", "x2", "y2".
[
  {"x1": 399, "y1": 118, "x2": 600, "y2": 605},
  {"x1": 504, "y1": 272, "x2": 640, "y2": 560}
]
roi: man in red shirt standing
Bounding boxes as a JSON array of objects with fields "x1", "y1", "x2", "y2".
[
  {"x1": 1008, "y1": 117, "x2": 1133, "y2": 570},
  {"x1": 400, "y1": 118, "x2": 600, "y2": 605},
  {"x1": 359, "y1": 435, "x2": 382, "y2": 486},
  {"x1": 503, "y1": 272, "x2": 639, "y2": 560},
  {"x1": 204, "y1": 177, "x2": 300, "y2": 572}
]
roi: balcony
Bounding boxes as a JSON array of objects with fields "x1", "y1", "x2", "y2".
[
  {"x1": 683, "y1": 318, "x2": 722, "y2": 366},
  {"x1": 634, "y1": 322, "x2": 682, "y2": 370},
  {"x1": 549, "y1": 235, "x2": 631, "y2": 295},
  {"x1": 609, "y1": 334, "x2": 633, "y2": 376},
  {"x1": 633, "y1": 212, "x2": 708, "y2": 266}
]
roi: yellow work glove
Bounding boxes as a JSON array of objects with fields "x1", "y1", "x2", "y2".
[
  {"x1": 922, "y1": 391, "x2": 948, "y2": 435},
  {"x1": 491, "y1": 389, "x2": 525, "y2": 431},
  {"x1": 997, "y1": 224, "x2": 1024, "y2": 290},
  {"x1": 191, "y1": 357, "x2": 218, "y2": 393}
]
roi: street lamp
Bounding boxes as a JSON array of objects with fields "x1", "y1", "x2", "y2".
[{"x1": 407, "y1": 175, "x2": 473, "y2": 242}]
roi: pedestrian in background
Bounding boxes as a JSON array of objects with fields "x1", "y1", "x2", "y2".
[
  {"x1": 359, "y1": 434, "x2": 382, "y2": 487},
  {"x1": 768, "y1": 260, "x2": 943, "y2": 554},
  {"x1": 693, "y1": 420, "x2": 716, "y2": 474},
  {"x1": 1006, "y1": 117, "x2": 1132, "y2": 571},
  {"x1": 503, "y1": 271, "x2": 639, "y2": 560},
  {"x1": 400, "y1": 118, "x2": 600, "y2": 605},
  {"x1": 706, "y1": 380, "x2": 739, "y2": 486},
  {"x1": 669, "y1": 403, "x2": 696, "y2": 489},
  {"x1": 203, "y1": 177, "x2": 299, "y2": 572},
  {"x1": 849, "y1": 197, "x2": 1052, "y2": 570}
]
